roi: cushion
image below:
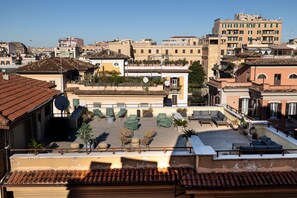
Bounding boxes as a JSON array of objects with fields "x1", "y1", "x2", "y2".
[
  {"x1": 209, "y1": 111, "x2": 218, "y2": 117},
  {"x1": 193, "y1": 111, "x2": 202, "y2": 116},
  {"x1": 201, "y1": 111, "x2": 209, "y2": 116}
]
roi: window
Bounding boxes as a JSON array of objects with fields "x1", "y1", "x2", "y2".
[
  {"x1": 239, "y1": 30, "x2": 244, "y2": 34},
  {"x1": 264, "y1": 24, "x2": 267, "y2": 28},
  {"x1": 269, "y1": 103, "x2": 280, "y2": 118},
  {"x1": 287, "y1": 103, "x2": 297, "y2": 116},
  {"x1": 221, "y1": 50, "x2": 224, "y2": 55},
  {"x1": 182, "y1": 49, "x2": 185, "y2": 53},
  {"x1": 133, "y1": 49, "x2": 136, "y2": 53},
  {"x1": 228, "y1": 23, "x2": 232, "y2": 28},
  {"x1": 270, "y1": 24, "x2": 273, "y2": 28},
  {"x1": 274, "y1": 37, "x2": 279, "y2": 41},
  {"x1": 289, "y1": 74, "x2": 297, "y2": 79},
  {"x1": 141, "y1": 49, "x2": 144, "y2": 53},
  {"x1": 113, "y1": 62, "x2": 119, "y2": 66},
  {"x1": 156, "y1": 49, "x2": 159, "y2": 53},
  {"x1": 93, "y1": 102, "x2": 101, "y2": 108},
  {"x1": 165, "y1": 50, "x2": 168, "y2": 55},
  {"x1": 240, "y1": 23, "x2": 244, "y2": 28},
  {"x1": 258, "y1": 23, "x2": 261, "y2": 28},
  {"x1": 175, "y1": 49, "x2": 178, "y2": 53},
  {"x1": 257, "y1": 30, "x2": 261, "y2": 34},
  {"x1": 257, "y1": 74, "x2": 267, "y2": 79},
  {"x1": 276, "y1": 23, "x2": 279, "y2": 28},
  {"x1": 248, "y1": 30, "x2": 253, "y2": 35},
  {"x1": 171, "y1": 78, "x2": 179, "y2": 87},
  {"x1": 118, "y1": 49, "x2": 121, "y2": 54},
  {"x1": 49, "y1": 80, "x2": 55, "y2": 85},
  {"x1": 222, "y1": 24, "x2": 226, "y2": 28},
  {"x1": 239, "y1": 37, "x2": 242, "y2": 41},
  {"x1": 239, "y1": 98, "x2": 249, "y2": 115},
  {"x1": 275, "y1": 30, "x2": 279, "y2": 34},
  {"x1": 234, "y1": 23, "x2": 238, "y2": 28},
  {"x1": 190, "y1": 49, "x2": 193, "y2": 53},
  {"x1": 198, "y1": 49, "x2": 201, "y2": 53},
  {"x1": 148, "y1": 49, "x2": 151, "y2": 53}
]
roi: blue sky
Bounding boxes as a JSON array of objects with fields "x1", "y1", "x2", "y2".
[{"x1": 1, "y1": 0, "x2": 296, "y2": 47}]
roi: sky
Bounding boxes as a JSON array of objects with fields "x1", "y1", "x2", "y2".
[{"x1": 1, "y1": 0, "x2": 297, "y2": 47}]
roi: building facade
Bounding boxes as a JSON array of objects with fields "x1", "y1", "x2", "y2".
[{"x1": 212, "y1": 13, "x2": 282, "y2": 54}]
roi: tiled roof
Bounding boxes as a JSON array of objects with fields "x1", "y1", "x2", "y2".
[
  {"x1": 245, "y1": 58, "x2": 297, "y2": 65},
  {"x1": 4, "y1": 168, "x2": 195, "y2": 185},
  {"x1": 4, "y1": 169, "x2": 297, "y2": 190},
  {"x1": 181, "y1": 171, "x2": 297, "y2": 190},
  {"x1": 71, "y1": 90, "x2": 167, "y2": 96},
  {"x1": 87, "y1": 49, "x2": 130, "y2": 59},
  {"x1": 0, "y1": 73, "x2": 61, "y2": 123},
  {"x1": 14, "y1": 57, "x2": 96, "y2": 73},
  {"x1": 126, "y1": 69, "x2": 190, "y2": 73}
]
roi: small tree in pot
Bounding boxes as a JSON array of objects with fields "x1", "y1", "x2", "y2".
[
  {"x1": 76, "y1": 122, "x2": 93, "y2": 152},
  {"x1": 173, "y1": 119, "x2": 188, "y2": 132}
]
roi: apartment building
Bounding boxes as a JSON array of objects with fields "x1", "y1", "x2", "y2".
[
  {"x1": 207, "y1": 57, "x2": 297, "y2": 131},
  {"x1": 212, "y1": 13, "x2": 282, "y2": 54},
  {"x1": 55, "y1": 37, "x2": 84, "y2": 58},
  {"x1": 58, "y1": 37, "x2": 84, "y2": 47}
]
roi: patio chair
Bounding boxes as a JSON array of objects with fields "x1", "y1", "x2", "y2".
[
  {"x1": 158, "y1": 118, "x2": 172, "y2": 128},
  {"x1": 124, "y1": 120, "x2": 139, "y2": 131},
  {"x1": 141, "y1": 137, "x2": 154, "y2": 149},
  {"x1": 106, "y1": 107, "x2": 115, "y2": 118},
  {"x1": 116, "y1": 108, "x2": 127, "y2": 120},
  {"x1": 120, "y1": 136, "x2": 132, "y2": 148},
  {"x1": 93, "y1": 109, "x2": 105, "y2": 120},
  {"x1": 172, "y1": 112, "x2": 184, "y2": 121},
  {"x1": 120, "y1": 128, "x2": 134, "y2": 138},
  {"x1": 144, "y1": 129, "x2": 157, "y2": 138}
]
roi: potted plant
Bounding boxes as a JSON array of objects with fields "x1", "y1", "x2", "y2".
[
  {"x1": 28, "y1": 138, "x2": 44, "y2": 154},
  {"x1": 143, "y1": 107, "x2": 153, "y2": 117},
  {"x1": 76, "y1": 122, "x2": 93, "y2": 151},
  {"x1": 182, "y1": 129, "x2": 196, "y2": 147},
  {"x1": 240, "y1": 116, "x2": 248, "y2": 129},
  {"x1": 231, "y1": 119, "x2": 239, "y2": 130},
  {"x1": 177, "y1": 108, "x2": 187, "y2": 117},
  {"x1": 173, "y1": 118, "x2": 188, "y2": 132}
]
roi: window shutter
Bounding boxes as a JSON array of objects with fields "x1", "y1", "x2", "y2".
[
  {"x1": 238, "y1": 98, "x2": 243, "y2": 113},
  {"x1": 177, "y1": 78, "x2": 180, "y2": 87},
  {"x1": 277, "y1": 103, "x2": 282, "y2": 119},
  {"x1": 267, "y1": 103, "x2": 271, "y2": 119},
  {"x1": 286, "y1": 103, "x2": 289, "y2": 117}
]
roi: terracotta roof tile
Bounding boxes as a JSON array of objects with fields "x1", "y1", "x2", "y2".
[
  {"x1": 181, "y1": 171, "x2": 297, "y2": 190},
  {"x1": 0, "y1": 73, "x2": 61, "y2": 123},
  {"x1": 15, "y1": 57, "x2": 97, "y2": 73},
  {"x1": 245, "y1": 58, "x2": 297, "y2": 65},
  {"x1": 4, "y1": 168, "x2": 194, "y2": 186}
]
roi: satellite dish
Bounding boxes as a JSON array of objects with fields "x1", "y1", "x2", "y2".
[
  {"x1": 143, "y1": 77, "x2": 149, "y2": 84},
  {"x1": 124, "y1": 61, "x2": 128, "y2": 66},
  {"x1": 164, "y1": 80, "x2": 170, "y2": 86},
  {"x1": 54, "y1": 96, "x2": 69, "y2": 111}
]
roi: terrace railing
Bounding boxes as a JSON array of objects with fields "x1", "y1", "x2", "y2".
[
  {"x1": 216, "y1": 148, "x2": 297, "y2": 157},
  {"x1": 9, "y1": 146, "x2": 193, "y2": 156}
]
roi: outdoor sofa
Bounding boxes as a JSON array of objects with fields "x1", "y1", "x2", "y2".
[
  {"x1": 211, "y1": 111, "x2": 229, "y2": 127},
  {"x1": 239, "y1": 135, "x2": 283, "y2": 154}
]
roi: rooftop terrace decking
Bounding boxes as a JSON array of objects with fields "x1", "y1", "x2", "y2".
[{"x1": 48, "y1": 116, "x2": 236, "y2": 150}]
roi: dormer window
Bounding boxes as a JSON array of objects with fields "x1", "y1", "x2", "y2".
[{"x1": 289, "y1": 74, "x2": 297, "y2": 79}]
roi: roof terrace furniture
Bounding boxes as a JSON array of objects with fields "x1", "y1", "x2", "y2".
[
  {"x1": 141, "y1": 137, "x2": 154, "y2": 149},
  {"x1": 124, "y1": 120, "x2": 139, "y2": 131},
  {"x1": 120, "y1": 136, "x2": 132, "y2": 148},
  {"x1": 239, "y1": 145, "x2": 283, "y2": 154},
  {"x1": 93, "y1": 109, "x2": 105, "y2": 119},
  {"x1": 106, "y1": 108, "x2": 115, "y2": 118},
  {"x1": 116, "y1": 108, "x2": 127, "y2": 120},
  {"x1": 211, "y1": 111, "x2": 229, "y2": 127},
  {"x1": 251, "y1": 135, "x2": 282, "y2": 148},
  {"x1": 126, "y1": 114, "x2": 138, "y2": 121},
  {"x1": 172, "y1": 112, "x2": 184, "y2": 121},
  {"x1": 189, "y1": 110, "x2": 211, "y2": 121},
  {"x1": 157, "y1": 113, "x2": 172, "y2": 128},
  {"x1": 120, "y1": 128, "x2": 134, "y2": 138}
]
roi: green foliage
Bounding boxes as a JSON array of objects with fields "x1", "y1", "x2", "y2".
[
  {"x1": 182, "y1": 129, "x2": 196, "y2": 141},
  {"x1": 76, "y1": 122, "x2": 93, "y2": 144},
  {"x1": 188, "y1": 89, "x2": 207, "y2": 105},
  {"x1": 173, "y1": 119, "x2": 188, "y2": 128},
  {"x1": 28, "y1": 138, "x2": 44, "y2": 149},
  {"x1": 189, "y1": 61, "x2": 206, "y2": 86}
]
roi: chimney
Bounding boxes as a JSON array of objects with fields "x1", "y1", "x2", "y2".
[{"x1": 3, "y1": 73, "x2": 9, "y2": 80}]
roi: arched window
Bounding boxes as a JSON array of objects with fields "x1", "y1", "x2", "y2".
[
  {"x1": 257, "y1": 74, "x2": 267, "y2": 79},
  {"x1": 289, "y1": 74, "x2": 297, "y2": 79}
]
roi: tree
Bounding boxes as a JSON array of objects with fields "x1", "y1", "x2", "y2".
[
  {"x1": 76, "y1": 123, "x2": 93, "y2": 150},
  {"x1": 188, "y1": 61, "x2": 206, "y2": 87}
]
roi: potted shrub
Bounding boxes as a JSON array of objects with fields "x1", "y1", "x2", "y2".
[
  {"x1": 240, "y1": 116, "x2": 249, "y2": 129},
  {"x1": 182, "y1": 129, "x2": 196, "y2": 148},
  {"x1": 143, "y1": 107, "x2": 153, "y2": 117},
  {"x1": 28, "y1": 138, "x2": 44, "y2": 154},
  {"x1": 76, "y1": 122, "x2": 93, "y2": 151},
  {"x1": 173, "y1": 118, "x2": 188, "y2": 132},
  {"x1": 177, "y1": 108, "x2": 187, "y2": 117},
  {"x1": 231, "y1": 119, "x2": 239, "y2": 130}
]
